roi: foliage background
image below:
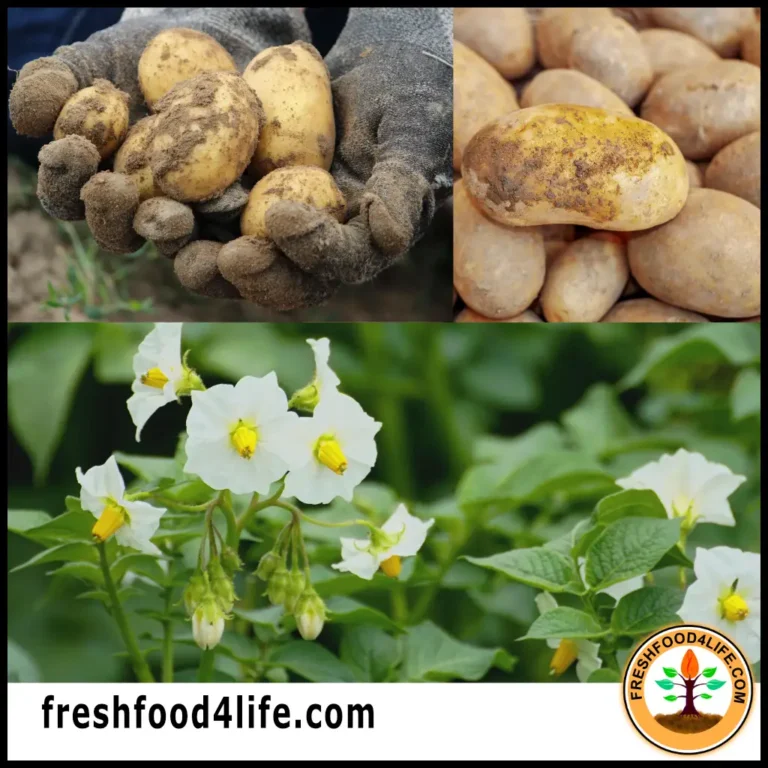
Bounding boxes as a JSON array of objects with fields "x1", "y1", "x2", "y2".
[{"x1": 7, "y1": 322, "x2": 761, "y2": 682}]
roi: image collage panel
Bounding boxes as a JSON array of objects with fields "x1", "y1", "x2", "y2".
[{"x1": 6, "y1": 3, "x2": 761, "y2": 709}]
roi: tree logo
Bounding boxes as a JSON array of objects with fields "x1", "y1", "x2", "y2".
[{"x1": 622, "y1": 624, "x2": 753, "y2": 755}]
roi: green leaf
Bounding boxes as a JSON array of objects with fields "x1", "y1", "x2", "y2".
[
  {"x1": 7, "y1": 639, "x2": 41, "y2": 682},
  {"x1": 399, "y1": 621, "x2": 516, "y2": 682},
  {"x1": 664, "y1": 695, "x2": 679, "y2": 702},
  {"x1": 110, "y1": 554, "x2": 167, "y2": 586},
  {"x1": 663, "y1": 667, "x2": 678, "y2": 678},
  {"x1": 702, "y1": 667, "x2": 717, "y2": 678},
  {"x1": 706, "y1": 679, "x2": 726, "y2": 690},
  {"x1": 587, "y1": 669, "x2": 621, "y2": 683},
  {"x1": 47, "y1": 562, "x2": 105, "y2": 585},
  {"x1": 655, "y1": 544, "x2": 694, "y2": 570},
  {"x1": 473, "y1": 423, "x2": 565, "y2": 465},
  {"x1": 594, "y1": 489, "x2": 667, "y2": 526},
  {"x1": 731, "y1": 369, "x2": 761, "y2": 421},
  {"x1": 585, "y1": 517, "x2": 681, "y2": 591},
  {"x1": 523, "y1": 607, "x2": 606, "y2": 640},
  {"x1": 611, "y1": 587, "x2": 683, "y2": 636},
  {"x1": 270, "y1": 641, "x2": 356, "y2": 682},
  {"x1": 8, "y1": 510, "x2": 52, "y2": 536},
  {"x1": 326, "y1": 596, "x2": 403, "y2": 633},
  {"x1": 9, "y1": 542, "x2": 98, "y2": 573},
  {"x1": 8, "y1": 324, "x2": 94, "y2": 483},
  {"x1": 339, "y1": 626, "x2": 400, "y2": 682},
  {"x1": 9, "y1": 509, "x2": 94, "y2": 545},
  {"x1": 562, "y1": 384, "x2": 636, "y2": 457},
  {"x1": 233, "y1": 606, "x2": 285, "y2": 632},
  {"x1": 465, "y1": 547, "x2": 581, "y2": 593},
  {"x1": 700, "y1": 693, "x2": 713, "y2": 700},
  {"x1": 656, "y1": 678, "x2": 675, "y2": 690}
]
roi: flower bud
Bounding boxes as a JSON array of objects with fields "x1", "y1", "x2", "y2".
[
  {"x1": 183, "y1": 571, "x2": 208, "y2": 616},
  {"x1": 208, "y1": 557, "x2": 237, "y2": 614},
  {"x1": 256, "y1": 550, "x2": 283, "y2": 581},
  {"x1": 266, "y1": 563, "x2": 290, "y2": 606},
  {"x1": 192, "y1": 597, "x2": 225, "y2": 650},
  {"x1": 221, "y1": 546, "x2": 243, "y2": 575},
  {"x1": 295, "y1": 588, "x2": 326, "y2": 641},
  {"x1": 284, "y1": 570, "x2": 307, "y2": 614},
  {"x1": 288, "y1": 383, "x2": 319, "y2": 413}
]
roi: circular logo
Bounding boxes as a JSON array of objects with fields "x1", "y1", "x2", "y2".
[{"x1": 623, "y1": 624, "x2": 754, "y2": 755}]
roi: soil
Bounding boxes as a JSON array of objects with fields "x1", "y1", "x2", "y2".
[
  {"x1": 7, "y1": 164, "x2": 451, "y2": 322},
  {"x1": 655, "y1": 711, "x2": 723, "y2": 734}
]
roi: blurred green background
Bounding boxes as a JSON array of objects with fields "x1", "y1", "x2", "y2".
[{"x1": 7, "y1": 322, "x2": 761, "y2": 682}]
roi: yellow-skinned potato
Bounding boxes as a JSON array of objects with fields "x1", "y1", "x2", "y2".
[
  {"x1": 641, "y1": 61, "x2": 761, "y2": 160},
  {"x1": 520, "y1": 69, "x2": 632, "y2": 115},
  {"x1": 536, "y1": 8, "x2": 615, "y2": 69},
  {"x1": 639, "y1": 29, "x2": 720, "y2": 82},
  {"x1": 649, "y1": 8, "x2": 756, "y2": 57},
  {"x1": 569, "y1": 16, "x2": 653, "y2": 107},
  {"x1": 113, "y1": 116, "x2": 160, "y2": 201},
  {"x1": 453, "y1": 40, "x2": 519, "y2": 172},
  {"x1": 240, "y1": 166, "x2": 346, "y2": 238},
  {"x1": 243, "y1": 42, "x2": 335, "y2": 178},
  {"x1": 742, "y1": 22, "x2": 761, "y2": 67},
  {"x1": 454, "y1": 8, "x2": 534, "y2": 80},
  {"x1": 628, "y1": 188, "x2": 761, "y2": 318},
  {"x1": 53, "y1": 79, "x2": 129, "y2": 159},
  {"x1": 704, "y1": 132, "x2": 760, "y2": 208},
  {"x1": 148, "y1": 71, "x2": 262, "y2": 202},
  {"x1": 138, "y1": 28, "x2": 237, "y2": 109},
  {"x1": 453, "y1": 179, "x2": 545, "y2": 320},
  {"x1": 462, "y1": 104, "x2": 689, "y2": 230},
  {"x1": 601, "y1": 298, "x2": 707, "y2": 323},
  {"x1": 540, "y1": 233, "x2": 629, "y2": 322}
]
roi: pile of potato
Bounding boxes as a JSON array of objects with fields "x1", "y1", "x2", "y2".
[
  {"x1": 10, "y1": 29, "x2": 343, "y2": 304},
  {"x1": 453, "y1": 8, "x2": 761, "y2": 322}
]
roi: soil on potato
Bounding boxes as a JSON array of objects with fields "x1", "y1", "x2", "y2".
[
  {"x1": 654, "y1": 711, "x2": 723, "y2": 734},
  {"x1": 7, "y1": 164, "x2": 451, "y2": 322}
]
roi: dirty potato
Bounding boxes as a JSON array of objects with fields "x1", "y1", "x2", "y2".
[
  {"x1": 520, "y1": 69, "x2": 632, "y2": 115},
  {"x1": 639, "y1": 29, "x2": 720, "y2": 82},
  {"x1": 243, "y1": 42, "x2": 335, "y2": 177},
  {"x1": 649, "y1": 8, "x2": 756, "y2": 57},
  {"x1": 704, "y1": 132, "x2": 761, "y2": 208},
  {"x1": 455, "y1": 308, "x2": 543, "y2": 323},
  {"x1": 113, "y1": 116, "x2": 160, "y2": 201},
  {"x1": 742, "y1": 22, "x2": 761, "y2": 67},
  {"x1": 53, "y1": 79, "x2": 129, "y2": 159},
  {"x1": 536, "y1": 8, "x2": 615, "y2": 69},
  {"x1": 138, "y1": 28, "x2": 237, "y2": 109},
  {"x1": 601, "y1": 298, "x2": 708, "y2": 322},
  {"x1": 628, "y1": 188, "x2": 760, "y2": 318},
  {"x1": 462, "y1": 104, "x2": 689, "y2": 230},
  {"x1": 453, "y1": 179, "x2": 545, "y2": 320}
]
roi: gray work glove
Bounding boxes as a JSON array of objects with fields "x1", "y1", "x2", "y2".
[
  {"x1": 264, "y1": 8, "x2": 453, "y2": 284},
  {"x1": 9, "y1": 7, "x2": 336, "y2": 310}
]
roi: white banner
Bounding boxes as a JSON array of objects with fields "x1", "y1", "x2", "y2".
[{"x1": 6, "y1": 683, "x2": 760, "y2": 761}]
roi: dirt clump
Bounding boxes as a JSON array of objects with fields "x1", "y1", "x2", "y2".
[{"x1": 655, "y1": 711, "x2": 723, "y2": 734}]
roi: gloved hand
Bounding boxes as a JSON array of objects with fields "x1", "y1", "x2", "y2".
[
  {"x1": 9, "y1": 7, "x2": 337, "y2": 310},
  {"x1": 264, "y1": 8, "x2": 453, "y2": 284}
]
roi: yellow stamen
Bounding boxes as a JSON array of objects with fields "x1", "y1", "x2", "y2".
[
  {"x1": 549, "y1": 640, "x2": 578, "y2": 677},
  {"x1": 140, "y1": 367, "x2": 169, "y2": 389},
  {"x1": 721, "y1": 593, "x2": 749, "y2": 622},
  {"x1": 92, "y1": 504, "x2": 126, "y2": 542},
  {"x1": 380, "y1": 555, "x2": 402, "y2": 578},
  {"x1": 231, "y1": 422, "x2": 258, "y2": 459},
  {"x1": 315, "y1": 436, "x2": 347, "y2": 475}
]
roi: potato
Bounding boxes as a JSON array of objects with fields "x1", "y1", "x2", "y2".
[
  {"x1": 628, "y1": 188, "x2": 760, "y2": 318},
  {"x1": 37, "y1": 135, "x2": 100, "y2": 221},
  {"x1": 455, "y1": 308, "x2": 543, "y2": 323},
  {"x1": 148, "y1": 71, "x2": 262, "y2": 202},
  {"x1": 53, "y1": 79, "x2": 129, "y2": 160},
  {"x1": 454, "y1": 8, "x2": 534, "y2": 79},
  {"x1": 80, "y1": 171, "x2": 144, "y2": 254},
  {"x1": 569, "y1": 16, "x2": 652, "y2": 107},
  {"x1": 462, "y1": 104, "x2": 689, "y2": 230},
  {"x1": 685, "y1": 160, "x2": 703, "y2": 189},
  {"x1": 639, "y1": 29, "x2": 720, "y2": 82},
  {"x1": 453, "y1": 41, "x2": 519, "y2": 172},
  {"x1": 243, "y1": 42, "x2": 335, "y2": 178},
  {"x1": 612, "y1": 8, "x2": 656, "y2": 30},
  {"x1": 540, "y1": 223, "x2": 577, "y2": 266},
  {"x1": 601, "y1": 298, "x2": 707, "y2": 322},
  {"x1": 540, "y1": 233, "x2": 629, "y2": 322},
  {"x1": 536, "y1": 8, "x2": 615, "y2": 69},
  {"x1": 453, "y1": 179, "x2": 545, "y2": 319},
  {"x1": 138, "y1": 28, "x2": 237, "y2": 109},
  {"x1": 742, "y1": 22, "x2": 761, "y2": 67},
  {"x1": 641, "y1": 61, "x2": 761, "y2": 160},
  {"x1": 704, "y1": 132, "x2": 760, "y2": 208},
  {"x1": 240, "y1": 166, "x2": 346, "y2": 238},
  {"x1": 520, "y1": 69, "x2": 632, "y2": 115},
  {"x1": 113, "y1": 116, "x2": 160, "y2": 201},
  {"x1": 649, "y1": 8, "x2": 756, "y2": 57}
]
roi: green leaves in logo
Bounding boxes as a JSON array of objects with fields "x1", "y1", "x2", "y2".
[
  {"x1": 663, "y1": 666, "x2": 678, "y2": 678},
  {"x1": 700, "y1": 693, "x2": 713, "y2": 700},
  {"x1": 663, "y1": 694, "x2": 679, "y2": 702},
  {"x1": 706, "y1": 679, "x2": 726, "y2": 690},
  {"x1": 702, "y1": 666, "x2": 717, "y2": 678},
  {"x1": 655, "y1": 678, "x2": 675, "y2": 690}
]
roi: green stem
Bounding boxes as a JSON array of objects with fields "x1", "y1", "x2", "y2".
[
  {"x1": 295, "y1": 506, "x2": 373, "y2": 530},
  {"x1": 678, "y1": 567, "x2": 687, "y2": 589},
  {"x1": 97, "y1": 543, "x2": 155, "y2": 683},
  {"x1": 237, "y1": 482, "x2": 285, "y2": 533},
  {"x1": 391, "y1": 585, "x2": 408, "y2": 624},
  {"x1": 219, "y1": 490, "x2": 239, "y2": 549},
  {"x1": 197, "y1": 649, "x2": 216, "y2": 682},
  {"x1": 150, "y1": 497, "x2": 211, "y2": 512}
]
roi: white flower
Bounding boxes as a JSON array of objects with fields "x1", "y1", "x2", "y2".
[
  {"x1": 680, "y1": 546, "x2": 761, "y2": 663},
  {"x1": 535, "y1": 593, "x2": 603, "y2": 682},
  {"x1": 76, "y1": 455, "x2": 165, "y2": 555},
  {"x1": 282, "y1": 392, "x2": 381, "y2": 505},
  {"x1": 288, "y1": 337, "x2": 341, "y2": 412},
  {"x1": 616, "y1": 448, "x2": 745, "y2": 529},
  {"x1": 192, "y1": 600, "x2": 225, "y2": 650},
  {"x1": 184, "y1": 373, "x2": 298, "y2": 495},
  {"x1": 295, "y1": 589, "x2": 326, "y2": 641},
  {"x1": 127, "y1": 323, "x2": 201, "y2": 441},
  {"x1": 331, "y1": 503, "x2": 434, "y2": 580}
]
